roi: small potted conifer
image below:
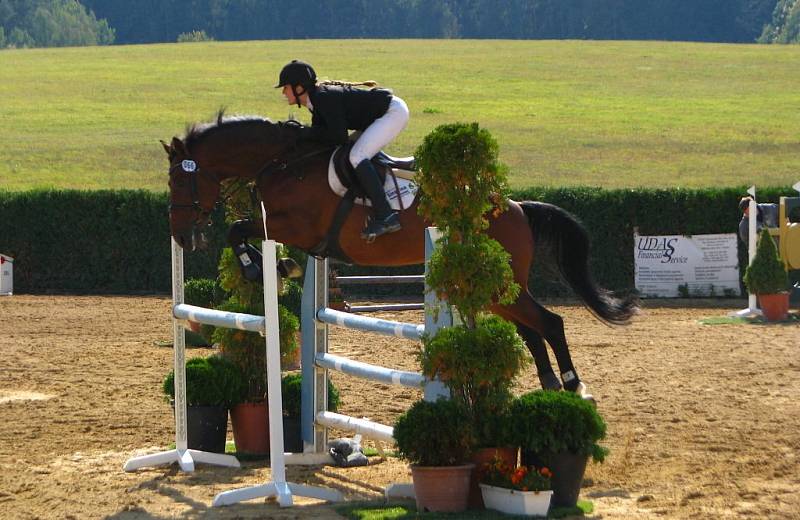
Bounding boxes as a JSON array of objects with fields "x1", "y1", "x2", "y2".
[
  {"x1": 214, "y1": 247, "x2": 300, "y2": 455},
  {"x1": 393, "y1": 398, "x2": 476, "y2": 513},
  {"x1": 162, "y1": 355, "x2": 244, "y2": 453},
  {"x1": 510, "y1": 390, "x2": 608, "y2": 508},
  {"x1": 743, "y1": 229, "x2": 790, "y2": 321}
]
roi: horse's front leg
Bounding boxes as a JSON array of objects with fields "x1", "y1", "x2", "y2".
[{"x1": 226, "y1": 219, "x2": 302, "y2": 283}]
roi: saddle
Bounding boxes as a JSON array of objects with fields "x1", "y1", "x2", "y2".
[
  {"x1": 332, "y1": 143, "x2": 416, "y2": 199},
  {"x1": 307, "y1": 143, "x2": 417, "y2": 262}
]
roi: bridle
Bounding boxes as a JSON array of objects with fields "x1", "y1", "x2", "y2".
[{"x1": 168, "y1": 158, "x2": 219, "y2": 227}]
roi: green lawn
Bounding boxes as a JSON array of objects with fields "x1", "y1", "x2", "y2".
[{"x1": 1, "y1": 39, "x2": 798, "y2": 191}]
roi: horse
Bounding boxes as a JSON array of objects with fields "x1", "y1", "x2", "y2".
[{"x1": 163, "y1": 113, "x2": 638, "y2": 396}]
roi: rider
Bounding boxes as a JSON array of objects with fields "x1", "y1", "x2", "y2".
[{"x1": 275, "y1": 59, "x2": 406, "y2": 242}]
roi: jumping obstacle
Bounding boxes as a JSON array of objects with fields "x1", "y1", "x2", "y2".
[
  {"x1": 334, "y1": 274, "x2": 425, "y2": 313},
  {"x1": 124, "y1": 214, "x2": 342, "y2": 508},
  {"x1": 300, "y1": 228, "x2": 450, "y2": 457}
]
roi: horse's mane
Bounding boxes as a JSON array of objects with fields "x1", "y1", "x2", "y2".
[{"x1": 184, "y1": 109, "x2": 293, "y2": 150}]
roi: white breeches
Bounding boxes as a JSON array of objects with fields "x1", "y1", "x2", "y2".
[{"x1": 349, "y1": 96, "x2": 409, "y2": 167}]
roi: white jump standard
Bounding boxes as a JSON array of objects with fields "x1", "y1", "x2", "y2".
[
  {"x1": 124, "y1": 235, "x2": 342, "y2": 509},
  {"x1": 123, "y1": 240, "x2": 241, "y2": 473}
]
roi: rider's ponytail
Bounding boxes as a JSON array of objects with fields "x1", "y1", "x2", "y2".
[{"x1": 319, "y1": 79, "x2": 379, "y2": 88}]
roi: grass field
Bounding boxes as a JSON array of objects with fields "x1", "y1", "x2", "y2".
[{"x1": 1, "y1": 39, "x2": 798, "y2": 191}]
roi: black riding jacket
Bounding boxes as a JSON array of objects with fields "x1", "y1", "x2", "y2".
[{"x1": 301, "y1": 84, "x2": 392, "y2": 145}]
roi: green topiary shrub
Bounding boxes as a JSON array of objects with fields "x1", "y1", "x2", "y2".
[
  {"x1": 418, "y1": 315, "x2": 528, "y2": 447},
  {"x1": 414, "y1": 122, "x2": 523, "y2": 452},
  {"x1": 393, "y1": 399, "x2": 475, "y2": 467},
  {"x1": 415, "y1": 122, "x2": 518, "y2": 326},
  {"x1": 509, "y1": 390, "x2": 608, "y2": 464},
  {"x1": 743, "y1": 229, "x2": 788, "y2": 294},
  {"x1": 162, "y1": 355, "x2": 245, "y2": 407},
  {"x1": 280, "y1": 373, "x2": 340, "y2": 417}
]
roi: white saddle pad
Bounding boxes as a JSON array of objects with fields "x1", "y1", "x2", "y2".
[{"x1": 327, "y1": 150, "x2": 419, "y2": 211}]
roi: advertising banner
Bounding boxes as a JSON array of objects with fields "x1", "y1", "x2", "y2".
[{"x1": 633, "y1": 233, "x2": 740, "y2": 298}]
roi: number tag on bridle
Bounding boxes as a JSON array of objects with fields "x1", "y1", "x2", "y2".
[{"x1": 181, "y1": 160, "x2": 197, "y2": 173}]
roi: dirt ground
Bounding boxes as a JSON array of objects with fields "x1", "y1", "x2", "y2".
[{"x1": 0, "y1": 295, "x2": 798, "y2": 519}]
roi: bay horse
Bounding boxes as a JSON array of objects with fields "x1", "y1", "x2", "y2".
[{"x1": 164, "y1": 113, "x2": 638, "y2": 396}]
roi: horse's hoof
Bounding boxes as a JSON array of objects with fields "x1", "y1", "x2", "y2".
[{"x1": 575, "y1": 382, "x2": 597, "y2": 406}]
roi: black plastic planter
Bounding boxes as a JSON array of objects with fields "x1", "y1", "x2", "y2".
[
  {"x1": 186, "y1": 405, "x2": 228, "y2": 453},
  {"x1": 282, "y1": 416, "x2": 302, "y2": 453},
  {"x1": 521, "y1": 450, "x2": 589, "y2": 507}
]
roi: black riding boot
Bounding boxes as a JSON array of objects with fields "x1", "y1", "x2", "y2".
[{"x1": 354, "y1": 159, "x2": 402, "y2": 242}]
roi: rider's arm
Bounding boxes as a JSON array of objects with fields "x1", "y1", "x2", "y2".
[{"x1": 299, "y1": 90, "x2": 349, "y2": 145}]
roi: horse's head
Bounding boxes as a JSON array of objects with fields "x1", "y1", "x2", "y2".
[{"x1": 162, "y1": 136, "x2": 220, "y2": 251}]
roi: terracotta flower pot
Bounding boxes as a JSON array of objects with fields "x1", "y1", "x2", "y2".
[
  {"x1": 758, "y1": 292, "x2": 790, "y2": 322},
  {"x1": 410, "y1": 464, "x2": 474, "y2": 513},
  {"x1": 469, "y1": 446, "x2": 518, "y2": 509},
  {"x1": 230, "y1": 401, "x2": 269, "y2": 455}
]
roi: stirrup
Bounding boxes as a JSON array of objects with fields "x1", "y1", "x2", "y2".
[{"x1": 361, "y1": 213, "x2": 402, "y2": 243}]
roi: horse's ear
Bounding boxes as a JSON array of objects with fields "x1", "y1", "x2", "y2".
[
  {"x1": 170, "y1": 136, "x2": 187, "y2": 156},
  {"x1": 160, "y1": 139, "x2": 171, "y2": 155}
]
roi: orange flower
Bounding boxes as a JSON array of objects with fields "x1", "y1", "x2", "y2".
[{"x1": 540, "y1": 467, "x2": 553, "y2": 478}]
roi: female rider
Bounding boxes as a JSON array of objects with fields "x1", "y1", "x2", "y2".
[{"x1": 275, "y1": 59, "x2": 408, "y2": 242}]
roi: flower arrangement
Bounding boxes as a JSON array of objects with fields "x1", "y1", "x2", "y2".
[{"x1": 481, "y1": 457, "x2": 552, "y2": 493}]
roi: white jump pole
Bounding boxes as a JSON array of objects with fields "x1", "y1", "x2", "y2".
[
  {"x1": 123, "y1": 239, "x2": 241, "y2": 472},
  {"x1": 212, "y1": 204, "x2": 342, "y2": 507},
  {"x1": 299, "y1": 227, "x2": 450, "y2": 454},
  {"x1": 732, "y1": 185, "x2": 762, "y2": 318}
]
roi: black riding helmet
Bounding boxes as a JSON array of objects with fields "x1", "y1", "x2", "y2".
[{"x1": 275, "y1": 60, "x2": 317, "y2": 107}]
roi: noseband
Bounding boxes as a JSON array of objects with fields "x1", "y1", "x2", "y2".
[{"x1": 169, "y1": 158, "x2": 219, "y2": 226}]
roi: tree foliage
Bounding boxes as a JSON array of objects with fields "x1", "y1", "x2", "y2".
[
  {"x1": 0, "y1": 0, "x2": 113, "y2": 48},
  {"x1": 415, "y1": 122, "x2": 519, "y2": 325},
  {"x1": 759, "y1": 0, "x2": 800, "y2": 43},
  {"x1": 77, "y1": 0, "x2": 778, "y2": 45},
  {"x1": 743, "y1": 228, "x2": 789, "y2": 294}
]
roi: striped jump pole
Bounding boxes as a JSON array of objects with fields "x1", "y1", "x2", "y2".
[
  {"x1": 334, "y1": 274, "x2": 425, "y2": 313},
  {"x1": 300, "y1": 227, "x2": 451, "y2": 456}
]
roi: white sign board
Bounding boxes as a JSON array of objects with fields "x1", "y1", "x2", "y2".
[
  {"x1": 634, "y1": 233, "x2": 740, "y2": 298},
  {"x1": 0, "y1": 254, "x2": 12, "y2": 296}
]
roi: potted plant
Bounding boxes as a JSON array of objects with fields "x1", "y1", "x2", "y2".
[
  {"x1": 416, "y1": 122, "x2": 525, "y2": 508},
  {"x1": 281, "y1": 373, "x2": 340, "y2": 453},
  {"x1": 393, "y1": 398, "x2": 476, "y2": 513},
  {"x1": 214, "y1": 247, "x2": 300, "y2": 455},
  {"x1": 743, "y1": 228, "x2": 790, "y2": 321},
  {"x1": 418, "y1": 315, "x2": 527, "y2": 507},
  {"x1": 479, "y1": 456, "x2": 553, "y2": 516},
  {"x1": 510, "y1": 390, "x2": 608, "y2": 508},
  {"x1": 162, "y1": 355, "x2": 244, "y2": 453}
]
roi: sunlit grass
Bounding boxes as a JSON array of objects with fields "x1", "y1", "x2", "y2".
[{"x1": 1, "y1": 40, "x2": 798, "y2": 191}]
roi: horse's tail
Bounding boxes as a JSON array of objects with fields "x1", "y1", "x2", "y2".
[{"x1": 520, "y1": 201, "x2": 639, "y2": 325}]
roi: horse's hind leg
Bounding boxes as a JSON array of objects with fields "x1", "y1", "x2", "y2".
[
  {"x1": 515, "y1": 324, "x2": 562, "y2": 391},
  {"x1": 496, "y1": 292, "x2": 588, "y2": 396}
]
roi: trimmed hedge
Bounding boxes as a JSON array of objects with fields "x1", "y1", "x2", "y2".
[
  {"x1": 0, "y1": 187, "x2": 793, "y2": 295},
  {"x1": 0, "y1": 190, "x2": 226, "y2": 293}
]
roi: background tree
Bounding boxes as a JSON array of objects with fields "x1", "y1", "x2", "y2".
[{"x1": 0, "y1": 0, "x2": 113, "y2": 48}]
